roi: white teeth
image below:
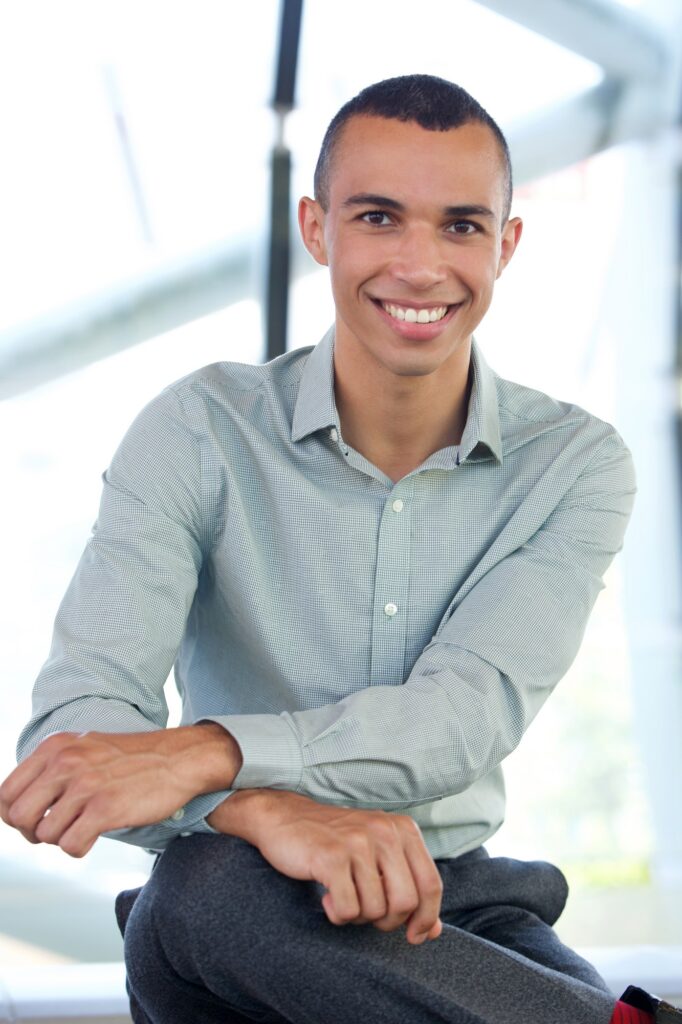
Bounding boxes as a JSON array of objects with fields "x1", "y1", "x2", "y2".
[{"x1": 382, "y1": 302, "x2": 448, "y2": 324}]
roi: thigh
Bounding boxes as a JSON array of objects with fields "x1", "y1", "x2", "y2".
[
  {"x1": 437, "y1": 849, "x2": 612, "y2": 993},
  {"x1": 123, "y1": 835, "x2": 295, "y2": 1023},
  {"x1": 123, "y1": 834, "x2": 615, "y2": 1024}
]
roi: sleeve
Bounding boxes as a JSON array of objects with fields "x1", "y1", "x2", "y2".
[
  {"x1": 208, "y1": 430, "x2": 637, "y2": 809},
  {"x1": 16, "y1": 385, "x2": 233, "y2": 850}
]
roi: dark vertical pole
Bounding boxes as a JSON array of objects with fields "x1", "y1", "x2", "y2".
[
  {"x1": 671, "y1": 96, "x2": 675, "y2": 569},
  {"x1": 266, "y1": 0, "x2": 303, "y2": 361}
]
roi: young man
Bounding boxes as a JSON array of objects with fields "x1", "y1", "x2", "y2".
[{"x1": 0, "y1": 75, "x2": 675, "y2": 1023}]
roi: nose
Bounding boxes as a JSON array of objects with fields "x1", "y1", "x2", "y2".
[{"x1": 389, "y1": 223, "x2": 449, "y2": 291}]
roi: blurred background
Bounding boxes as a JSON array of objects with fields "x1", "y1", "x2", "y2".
[{"x1": 0, "y1": 0, "x2": 681, "y2": 968}]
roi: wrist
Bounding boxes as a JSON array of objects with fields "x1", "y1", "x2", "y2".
[
  {"x1": 179, "y1": 722, "x2": 244, "y2": 794},
  {"x1": 206, "y1": 788, "x2": 270, "y2": 843}
]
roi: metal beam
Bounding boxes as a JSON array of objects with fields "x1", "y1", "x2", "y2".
[
  {"x1": 2, "y1": 0, "x2": 678, "y2": 400},
  {"x1": 476, "y1": 0, "x2": 668, "y2": 82},
  {"x1": 0, "y1": 238, "x2": 255, "y2": 401},
  {"x1": 506, "y1": 78, "x2": 672, "y2": 186},
  {"x1": 0, "y1": 235, "x2": 315, "y2": 401}
]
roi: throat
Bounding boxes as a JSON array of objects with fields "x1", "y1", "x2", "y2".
[{"x1": 332, "y1": 335, "x2": 472, "y2": 479}]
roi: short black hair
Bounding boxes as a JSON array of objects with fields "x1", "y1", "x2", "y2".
[{"x1": 313, "y1": 74, "x2": 512, "y2": 222}]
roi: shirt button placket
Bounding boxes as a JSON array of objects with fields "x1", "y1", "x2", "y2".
[{"x1": 369, "y1": 482, "x2": 413, "y2": 685}]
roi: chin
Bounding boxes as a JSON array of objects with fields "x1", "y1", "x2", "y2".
[{"x1": 385, "y1": 357, "x2": 445, "y2": 378}]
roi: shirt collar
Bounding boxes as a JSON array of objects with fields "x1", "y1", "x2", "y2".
[
  {"x1": 291, "y1": 326, "x2": 339, "y2": 442},
  {"x1": 291, "y1": 327, "x2": 502, "y2": 465},
  {"x1": 459, "y1": 339, "x2": 502, "y2": 464}
]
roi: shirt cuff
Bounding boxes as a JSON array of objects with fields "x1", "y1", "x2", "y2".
[
  {"x1": 200, "y1": 713, "x2": 303, "y2": 791},
  {"x1": 103, "y1": 788, "x2": 233, "y2": 850}
]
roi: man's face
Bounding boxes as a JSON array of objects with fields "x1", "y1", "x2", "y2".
[{"x1": 299, "y1": 115, "x2": 522, "y2": 382}]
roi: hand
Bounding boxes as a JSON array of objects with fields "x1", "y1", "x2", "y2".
[
  {"x1": 0, "y1": 724, "x2": 242, "y2": 857},
  {"x1": 208, "y1": 789, "x2": 443, "y2": 945}
]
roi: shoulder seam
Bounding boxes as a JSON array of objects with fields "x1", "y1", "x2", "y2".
[{"x1": 166, "y1": 367, "x2": 304, "y2": 399}]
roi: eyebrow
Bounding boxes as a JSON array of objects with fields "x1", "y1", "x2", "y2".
[{"x1": 341, "y1": 193, "x2": 495, "y2": 219}]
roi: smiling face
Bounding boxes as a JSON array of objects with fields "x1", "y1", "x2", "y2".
[{"x1": 299, "y1": 114, "x2": 522, "y2": 388}]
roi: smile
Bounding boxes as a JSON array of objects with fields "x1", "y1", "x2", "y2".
[{"x1": 381, "y1": 302, "x2": 449, "y2": 324}]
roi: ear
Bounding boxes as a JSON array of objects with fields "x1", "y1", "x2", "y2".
[
  {"x1": 298, "y1": 196, "x2": 329, "y2": 267},
  {"x1": 496, "y1": 216, "x2": 523, "y2": 279}
]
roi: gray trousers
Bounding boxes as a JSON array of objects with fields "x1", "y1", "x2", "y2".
[{"x1": 118, "y1": 834, "x2": 617, "y2": 1024}]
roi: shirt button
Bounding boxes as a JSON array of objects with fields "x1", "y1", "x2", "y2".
[
  {"x1": 171, "y1": 808, "x2": 185, "y2": 821},
  {"x1": 392, "y1": 499, "x2": 404, "y2": 513},
  {"x1": 330, "y1": 428, "x2": 339, "y2": 442},
  {"x1": 384, "y1": 602, "x2": 398, "y2": 617}
]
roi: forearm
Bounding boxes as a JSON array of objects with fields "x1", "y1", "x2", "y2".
[
  {"x1": 98, "y1": 723, "x2": 245, "y2": 849},
  {"x1": 3, "y1": 723, "x2": 245, "y2": 857}
]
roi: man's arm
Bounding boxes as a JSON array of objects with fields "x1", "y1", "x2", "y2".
[
  {"x1": 206, "y1": 430, "x2": 637, "y2": 809},
  {"x1": 206, "y1": 788, "x2": 444, "y2": 945},
  {"x1": 1, "y1": 723, "x2": 446, "y2": 943},
  {"x1": 9, "y1": 386, "x2": 242, "y2": 849},
  {"x1": 0, "y1": 722, "x2": 242, "y2": 856},
  {"x1": 4, "y1": 384, "x2": 634, "y2": 861}
]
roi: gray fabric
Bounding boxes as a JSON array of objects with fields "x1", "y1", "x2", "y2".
[
  {"x1": 17, "y1": 330, "x2": 636, "y2": 856},
  {"x1": 120, "y1": 835, "x2": 616, "y2": 1024}
]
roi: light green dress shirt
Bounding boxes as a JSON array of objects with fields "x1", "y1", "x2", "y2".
[{"x1": 18, "y1": 328, "x2": 636, "y2": 856}]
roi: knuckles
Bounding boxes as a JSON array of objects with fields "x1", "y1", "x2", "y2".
[
  {"x1": 38, "y1": 733, "x2": 80, "y2": 758},
  {"x1": 51, "y1": 749, "x2": 90, "y2": 774},
  {"x1": 59, "y1": 837, "x2": 88, "y2": 858},
  {"x1": 332, "y1": 905, "x2": 362, "y2": 925},
  {"x1": 425, "y1": 875, "x2": 444, "y2": 897},
  {"x1": 394, "y1": 814, "x2": 424, "y2": 839}
]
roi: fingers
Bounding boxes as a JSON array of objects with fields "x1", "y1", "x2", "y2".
[
  {"x1": 48, "y1": 807, "x2": 101, "y2": 858},
  {"x1": 319, "y1": 858, "x2": 361, "y2": 924},
  {"x1": 0, "y1": 734, "x2": 94, "y2": 844},
  {"x1": 367, "y1": 823, "x2": 442, "y2": 944},
  {"x1": 0, "y1": 752, "x2": 50, "y2": 825},
  {"x1": 4, "y1": 774, "x2": 73, "y2": 840},
  {"x1": 399, "y1": 830, "x2": 444, "y2": 944},
  {"x1": 318, "y1": 816, "x2": 443, "y2": 944},
  {"x1": 349, "y1": 851, "x2": 390, "y2": 923},
  {"x1": 371, "y1": 851, "x2": 425, "y2": 940}
]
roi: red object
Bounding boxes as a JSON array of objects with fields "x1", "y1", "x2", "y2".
[{"x1": 611, "y1": 1000, "x2": 653, "y2": 1024}]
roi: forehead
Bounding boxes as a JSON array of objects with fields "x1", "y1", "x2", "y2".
[{"x1": 328, "y1": 115, "x2": 506, "y2": 215}]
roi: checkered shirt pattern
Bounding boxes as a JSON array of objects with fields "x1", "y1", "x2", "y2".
[{"x1": 17, "y1": 328, "x2": 636, "y2": 855}]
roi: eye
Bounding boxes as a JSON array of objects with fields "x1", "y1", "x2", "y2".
[
  {"x1": 447, "y1": 220, "x2": 479, "y2": 235},
  {"x1": 360, "y1": 210, "x2": 392, "y2": 226}
]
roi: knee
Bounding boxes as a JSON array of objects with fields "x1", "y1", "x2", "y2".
[
  {"x1": 125, "y1": 832, "x2": 325, "y2": 992},
  {"x1": 137, "y1": 833, "x2": 319, "y2": 948},
  {"x1": 153, "y1": 834, "x2": 266, "y2": 926}
]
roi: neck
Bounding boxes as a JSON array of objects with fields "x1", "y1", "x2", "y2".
[{"x1": 333, "y1": 335, "x2": 472, "y2": 482}]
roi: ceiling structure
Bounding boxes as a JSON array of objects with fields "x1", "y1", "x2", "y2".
[{"x1": 0, "y1": 0, "x2": 679, "y2": 399}]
